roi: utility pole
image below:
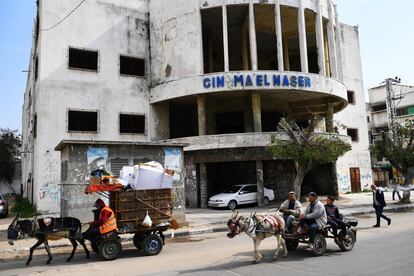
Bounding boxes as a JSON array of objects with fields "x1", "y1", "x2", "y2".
[{"x1": 385, "y1": 77, "x2": 401, "y2": 138}]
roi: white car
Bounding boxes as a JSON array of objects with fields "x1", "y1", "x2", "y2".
[{"x1": 208, "y1": 184, "x2": 275, "y2": 210}]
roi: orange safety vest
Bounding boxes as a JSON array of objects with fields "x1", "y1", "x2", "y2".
[{"x1": 99, "y1": 206, "x2": 117, "y2": 234}]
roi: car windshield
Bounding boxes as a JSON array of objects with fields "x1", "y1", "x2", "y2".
[{"x1": 222, "y1": 187, "x2": 241, "y2": 194}]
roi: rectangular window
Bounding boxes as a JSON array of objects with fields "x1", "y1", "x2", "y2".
[
  {"x1": 202, "y1": 7, "x2": 224, "y2": 73},
  {"x1": 68, "y1": 47, "x2": 98, "y2": 71},
  {"x1": 347, "y1": 128, "x2": 358, "y2": 142},
  {"x1": 396, "y1": 107, "x2": 408, "y2": 117},
  {"x1": 110, "y1": 159, "x2": 129, "y2": 176},
  {"x1": 68, "y1": 110, "x2": 98, "y2": 132},
  {"x1": 366, "y1": 116, "x2": 370, "y2": 123},
  {"x1": 347, "y1": 91, "x2": 355, "y2": 104},
  {"x1": 372, "y1": 104, "x2": 386, "y2": 112},
  {"x1": 119, "y1": 113, "x2": 145, "y2": 134},
  {"x1": 120, "y1": 56, "x2": 145, "y2": 77}
]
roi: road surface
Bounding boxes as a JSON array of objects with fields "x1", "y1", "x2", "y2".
[{"x1": 0, "y1": 212, "x2": 413, "y2": 276}]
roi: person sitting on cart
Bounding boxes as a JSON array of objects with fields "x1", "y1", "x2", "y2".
[
  {"x1": 82, "y1": 198, "x2": 117, "y2": 243},
  {"x1": 297, "y1": 192, "x2": 327, "y2": 248},
  {"x1": 280, "y1": 191, "x2": 302, "y2": 232},
  {"x1": 325, "y1": 195, "x2": 346, "y2": 239}
]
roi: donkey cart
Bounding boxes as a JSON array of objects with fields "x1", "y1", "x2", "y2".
[
  {"x1": 284, "y1": 217, "x2": 358, "y2": 256},
  {"x1": 88, "y1": 189, "x2": 174, "y2": 261}
]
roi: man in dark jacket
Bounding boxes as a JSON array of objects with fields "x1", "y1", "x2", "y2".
[
  {"x1": 371, "y1": 184, "x2": 391, "y2": 227},
  {"x1": 325, "y1": 195, "x2": 346, "y2": 238}
]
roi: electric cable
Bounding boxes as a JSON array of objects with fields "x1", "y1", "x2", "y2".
[{"x1": 40, "y1": 0, "x2": 88, "y2": 31}]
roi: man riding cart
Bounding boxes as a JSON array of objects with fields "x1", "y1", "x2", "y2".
[{"x1": 82, "y1": 199, "x2": 117, "y2": 244}]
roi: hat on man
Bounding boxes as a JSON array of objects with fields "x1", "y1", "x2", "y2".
[
  {"x1": 94, "y1": 198, "x2": 105, "y2": 208},
  {"x1": 307, "y1": 192, "x2": 317, "y2": 197}
]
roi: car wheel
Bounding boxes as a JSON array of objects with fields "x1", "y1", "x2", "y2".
[
  {"x1": 263, "y1": 197, "x2": 270, "y2": 206},
  {"x1": 228, "y1": 200, "x2": 237, "y2": 210}
]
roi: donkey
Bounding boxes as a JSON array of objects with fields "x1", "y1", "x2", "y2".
[
  {"x1": 7, "y1": 214, "x2": 90, "y2": 265},
  {"x1": 227, "y1": 210, "x2": 287, "y2": 263}
]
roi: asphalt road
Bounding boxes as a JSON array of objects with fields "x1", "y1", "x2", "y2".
[{"x1": 0, "y1": 212, "x2": 413, "y2": 276}]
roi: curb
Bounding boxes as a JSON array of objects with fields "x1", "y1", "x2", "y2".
[{"x1": 2, "y1": 204, "x2": 413, "y2": 255}]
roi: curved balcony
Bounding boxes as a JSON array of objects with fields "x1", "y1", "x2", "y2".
[{"x1": 161, "y1": 132, "x2": 351, "y2": 152}]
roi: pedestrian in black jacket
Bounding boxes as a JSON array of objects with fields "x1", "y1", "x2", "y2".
[{"x1": 371, "y1": 184, "x2": 391, "y2": 227}]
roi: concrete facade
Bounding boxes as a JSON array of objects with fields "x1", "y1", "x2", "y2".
[{"x1": 22, "y1": 0, "x2": 371, "y2": 214}]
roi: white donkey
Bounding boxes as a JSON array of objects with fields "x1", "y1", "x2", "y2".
[{"x1": 227, "y1": 210, "x2": 287, "y2": 263}]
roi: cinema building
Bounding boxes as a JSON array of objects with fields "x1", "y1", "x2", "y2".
[{"x1": 22, "y1": 0, "x2": 371, "y2": 215}]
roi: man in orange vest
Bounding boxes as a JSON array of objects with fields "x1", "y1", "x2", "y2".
[{"x1": 82, "y1": 199, "x2": 117, "y2": 243}]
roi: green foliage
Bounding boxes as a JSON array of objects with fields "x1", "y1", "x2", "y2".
[
  {"x1": 371, "y1": 120, "x2": 414, "y2": 180},
  {"x1": 12, "y1": 196, "x2": 36, "y2": 218},
  {"x1": 267, "y1": 119, "x2": 352, "y2": 167},
  {"x1": 0, "y1": 129, "x2": 21, "y2": 183}
]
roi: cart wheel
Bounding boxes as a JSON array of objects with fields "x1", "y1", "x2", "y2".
[
  {"x1": 142, "y1": 234, "x2": 163, "y2": 256},
  {"x1": 98, "y1": 239, "x2": 122, "y2": 261},
  {"x1": 285, "y1": 239, "x2": 299, "y2": 251},
  {"x1": 338, "y1": 229, "x2": 355, "y2": 252},
  {"x1": 312, "y1": 234, "x2": 326, "y2": 256},
  {"x1": 133, "y1": 233, "x2": 146, "y2": 250},
  {"x1": 91, "y1": 242, "x2": 99, "y2": 253}
]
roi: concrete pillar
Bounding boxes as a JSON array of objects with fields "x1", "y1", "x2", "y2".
[
  {"x1": 325, "y1": 102, "x2": 334, "y2": 133},
  {"x1": 256, "y1": 160, "x2": 264, "y2": 207},
  {"x1": 298, "y1": 2, "x2": 308, "y2": 73},
  {"x1": 252, "y1": 92, "x2": 262, "y2": 132},
  {"x1": 283, "y1": 37, "x2": 290, "y2": 71},
  {"x1": 199, "y1": 163, "x2": 208, "y2": 208},
  {"x1": 315, "y1": 0, "x2": 326, "y2": 76},
  {"x1": 275, "y1": 0, "x2": 284, "y2": 71},
  {"x1": 334, "y1": 4, "x2": 343, "y2": 81},
  {"x1": 150, "y1": 102, "x2": 170, "y2": 140},
  {"x1": 327, "y1": 2, "x2": 338, "y2": 78},
  {"x1": 249, "y1": 2, "x2": 258, "y2": 71},
  {"x1": 222, "y1": 4, "x2": 229, "y2": 72},
  {"x1": 197, "y1": 95, "x2": 206, "y2": 136}
]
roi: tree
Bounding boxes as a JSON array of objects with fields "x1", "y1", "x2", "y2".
[
  {"x1": 371, "y1": 120, "x2": 414, "y2": 202},
  {"x1": 0, "y1": 129, "x2": 21, "y2": 184},
  {"x1": 267, "y1": 118, "x2": 352, "y2": 197}
]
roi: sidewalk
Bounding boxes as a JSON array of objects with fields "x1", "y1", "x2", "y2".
[{"x1": 1, "y1": 191, "x2": 413, "y2": 255}]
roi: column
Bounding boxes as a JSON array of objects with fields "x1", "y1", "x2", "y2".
[
  {"x1": 249, "y1": 2, "x2": 258, "y2": 71},
  {"x1": 222, "y1": 4, "x2": 229, "y2": 72},
  {"x1": 256, "y1": 160, "x2": 264, "y2": 207},
  {"x1": 199, "y1": 163, "x2": 208, "y2": 208},
  {"x1": 298, "y1": 2, "x2": 308, "y2": 73},
  {"x1": 334, "y1": 4, "x2": 343, "y2": 81},
  {"x1": 325, "y1": 102, "x2": 334, "y2": 133},
  {"x1": 197, "y1": 95, "x2": 206, "y2": 136},
  {"x1": 275, "y1": 0, "x2": 284, "y2": 71},
  {"x1": 327, "y1": 2, "x2": 338, "y2": 78},
  {"x1": 252, "y1": 92, "x2": 262, "y2": 132},
  {"x1": 315, "y1": 0, "x2": 326, "y2": 76},
  {"x1": 283, "y1": 37, "x2": 290, "y2": 71}
]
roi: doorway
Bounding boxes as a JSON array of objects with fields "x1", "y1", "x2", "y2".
[{"x1": 350, "y1": 168, "x2": 361, "y2": 193}]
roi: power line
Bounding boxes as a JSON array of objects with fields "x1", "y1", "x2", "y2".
[{"x1": 40, "y1": 0, "x2": 88, "y2": 32}]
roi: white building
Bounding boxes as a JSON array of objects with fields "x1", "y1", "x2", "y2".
[
  {"x1": 367, "y1": 83, "x2": 414, "y2": 186},
  {"x1": 22, "y1": 0, "x2": 371, "y2": 214}
]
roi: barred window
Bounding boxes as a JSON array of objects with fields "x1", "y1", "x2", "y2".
[
  {"x1": 120, "y1": 56, "x2": 145, "y2": 77},
  {"x1": 68, "y1": 110, "x2": 98, "y2": 132},
  {"x1": 110, "y1": 159, "x2": 129, "y2": 177},
  {"x1": 372, "y1": 104, "x2": 386, "y2": 112},
  {"x1": 69, "y1": 47, "x2": 98, "y2": 71},
  {"x1": 120, "y1": 114, "x2": 145, "y2": 134},
  {"x1": 347, "y1": 91, "x2": 355, "y2": 104}
]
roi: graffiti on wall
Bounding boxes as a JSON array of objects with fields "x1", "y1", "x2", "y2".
[{"x1": 337, "y1": 167, "x2": 351, "y2": 192}]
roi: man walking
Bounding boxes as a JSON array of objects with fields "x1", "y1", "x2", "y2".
[{"x1": 371, "y1": 184, "x2": 391, "y2": 227}]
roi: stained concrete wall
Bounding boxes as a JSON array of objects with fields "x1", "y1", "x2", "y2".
[
  {"x1": 59, "y1": 144, "x2": 185, "y2": 223},
  {"x1": 22, "y1": 0, "x2": 151, "y2": 214},
  {"x1": 335, "y1": 23, "x2": 372, "y2": 192}
]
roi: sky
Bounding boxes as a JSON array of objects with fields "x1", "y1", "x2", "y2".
[{"x1": 0, "y1": 0, "x2": 413, "y2": 132}]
